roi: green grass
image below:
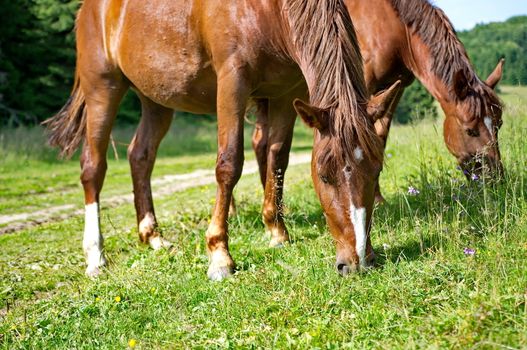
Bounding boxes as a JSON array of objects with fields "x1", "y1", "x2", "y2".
[
  {"x1": 0, "y1": 115, "x2": 313, "y2": 217},
  {"x1": 0, "y1": 87, "x2": 526, "y2": 349}
]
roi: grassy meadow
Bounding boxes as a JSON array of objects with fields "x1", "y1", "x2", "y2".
[{"x1": 0, "y1": 86, "x2": 526, "y2": 349}]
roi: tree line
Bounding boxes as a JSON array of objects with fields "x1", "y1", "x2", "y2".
[{"x1": 0, "y1": 1, "x2": 525, "y2": 126}]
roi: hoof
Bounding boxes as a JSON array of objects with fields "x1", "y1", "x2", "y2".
[
  {"x1": 269, "y1": 235, "x2": 289, "y2": 248},
  {"x1": 149, "y1": 236, "x2": 173, "y2": 251},
  {"x1": 85, "y1": 263, "x2": 105, "y2": 278},
  {"x1": 85, "y1": 254, "x2": 107, "y2": 278},
  {"x1": 266, "y1": 227, "x2": 290, "y2": 248},
  {"x1": 207, "y1": 249, "x2": 235, "y2": 281},
  {"x1": 207, "y1": 265, "x2": 234, "y2": 281}
]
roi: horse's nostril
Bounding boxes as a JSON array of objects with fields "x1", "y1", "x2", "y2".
[
  {"x1": 337, "y1": 263, "x2": 350, "y2": 276},
  {"x1": 336, "y1": 263, "x2": 359, "y2": 276}
]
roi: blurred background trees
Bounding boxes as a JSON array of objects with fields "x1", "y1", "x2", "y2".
[
  {"x1": 0, "y1": 0, "x2": 525, "y2": 126},
  {"x1": 459, "y1": 16, "x2": 527, "y2": 86},
  {"x1": 0, "y1": 0, "x2": 77, "y2": 125}
]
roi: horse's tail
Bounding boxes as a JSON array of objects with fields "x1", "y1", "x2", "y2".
[{"x1": 42, "y1": 70, "x2": 86, "y2": 159}]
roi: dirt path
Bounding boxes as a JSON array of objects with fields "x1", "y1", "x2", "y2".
[{"x1": 0, "y1": 153, "x2": 311, "y2": 235}]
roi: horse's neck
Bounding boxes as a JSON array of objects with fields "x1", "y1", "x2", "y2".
[{"x1": 400, "y1": 31, "x2": 456, "y2": 106}]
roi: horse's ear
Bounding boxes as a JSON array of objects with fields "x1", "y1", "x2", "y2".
[
  {"x1": 294, "y1": 99, "x2": 327, "y2": 130},
  {"x1": 367, "y1": 80, "x2": 402, "y2": 122},
  {"x1": 485, "y1": 58, "x2": 505, "y2": 90},
  {"x1": 453, "y1": 69, "x2": 470, "y2": 100}
]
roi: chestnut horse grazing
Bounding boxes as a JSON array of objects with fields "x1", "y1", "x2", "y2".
[
  {"x1": 45, "y1": 0, "x2": 393, "y2": 280},
  {"x1": 252, "y1": 0, "x2": 505, "y2": 203}
]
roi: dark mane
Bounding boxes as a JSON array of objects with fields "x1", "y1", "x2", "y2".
[
  {"x1": 285, "y1": 0, "x2": 381, "y2": 163},
  {"x1": 389, "y1": 0, "x2": 503, "y2": 118}
]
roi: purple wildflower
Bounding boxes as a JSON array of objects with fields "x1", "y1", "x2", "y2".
[
  {"x1": 408, "y1": 186, "x2": 420, "y2": 196},
  {"x1": 463, "y1": 248, "x2": 476, "y2": 256},
  {"x1": 471, "y1": 174, "x2": 480, "y2": 181}
]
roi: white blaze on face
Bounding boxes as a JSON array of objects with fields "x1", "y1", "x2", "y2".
[
  {"x1": 349, "y1": 201, "x2": 367, "y2": 266},
  {"x1": 353, "y1": 147, "x2": 364, "y2": 162},
  {"x1": 83, "y1": 203, "x2": 104, "y2": 269},
  {"x1": 484, "y1": 116, "x2": 493, "y2": 136}
]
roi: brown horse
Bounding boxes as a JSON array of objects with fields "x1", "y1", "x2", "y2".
[
  {"x1": 45, "y1": 0, "x2": 398, "y2": 280},
  {"x1": 251, "y1": 0, "x2": 505, "y2": 203}
]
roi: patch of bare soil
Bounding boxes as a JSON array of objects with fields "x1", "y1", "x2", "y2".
[{"x1": 0, "y1": 153, "x2": 311, "y2": 235}]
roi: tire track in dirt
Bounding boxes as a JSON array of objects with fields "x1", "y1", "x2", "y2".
[{"x1": 0, "y1": 153, "x2": 311, "y2": 235}]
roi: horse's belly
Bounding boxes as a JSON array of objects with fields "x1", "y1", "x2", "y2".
[{"x1": 125, "y1": 61, "x2": 218, "y2": 114}]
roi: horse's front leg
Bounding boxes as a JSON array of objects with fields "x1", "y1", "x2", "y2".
[
  {"x1": 206, "y1": 66, "x2": 249, "y2": 281},
  {"x1": 128, "y1": 95, "x2": 174, "y2": 249}
]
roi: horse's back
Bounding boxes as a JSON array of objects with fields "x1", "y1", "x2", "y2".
[{"x1": 345, "y1": 0, "x2": 413, "y2": 91}]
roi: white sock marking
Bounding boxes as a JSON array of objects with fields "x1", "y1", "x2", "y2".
[
  {"x1": 83, "y1": 203, "x2": 104, "y2": 269},
  {"x1": 484, "y1": 116, "x2": 493, "y2": 135},
  {"x1": 139, "y1": 213, "x2": 156, "y2": 236},
  {"x1": 349, "y1": 202, "x2": 367, "y2": 266}
]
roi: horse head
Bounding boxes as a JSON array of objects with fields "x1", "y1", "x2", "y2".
[
  {"x1": 293, "y1": 80, "x2": 401, "y2": 275},
  {"x1": 443, "y1": 59, "x2": 505, "y2": 180}
]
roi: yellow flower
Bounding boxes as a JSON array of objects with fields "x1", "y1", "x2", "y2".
[
  {"x1": 115, "y1": 296, "x2": 121, "y2": 303},
  {"x1": 95, "y1": 297, "x2": 101, "y2": 302},
  {"x1": 150, "y1": 287, "x2": 156, "y2": 293},
  {"x1": 128, "y1": 338, "x2": 137, "y2": 348}
]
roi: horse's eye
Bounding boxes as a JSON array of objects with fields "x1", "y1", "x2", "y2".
[
  {"x1": 320, "y1": 175, "x2": 329, "y2": 184},
  {"x1": 466, "y1": 128, "x2": 479, "y2": 137}
]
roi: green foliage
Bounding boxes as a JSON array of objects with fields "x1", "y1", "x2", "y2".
[
  {"x1": 0, "y1": 0, "x2": 78, "y2": 125},
  {"x1": 459, "y1": 16, "x2": 527, "y2": 85},
  {"x1": 394, "y1": 81, "x2": 438, "y2": 124},
  {"x1": 0, "y1": 0, "x2": 139, "y2": 126}
]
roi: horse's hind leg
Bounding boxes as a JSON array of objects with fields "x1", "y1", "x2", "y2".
[
  {"x1": 261, "y1": 96, "x2": 297, "y2": 247},
  {"x1": 228, "y1": 99, "x2": 269, "y2": 217},
  {"x1": 251, "y1": 98, "x2": 270, "y2": 188},
  {"x1": 81, "y1": 75, "x2": 128, "y2": 278},
  {"x1": 128, "y1": 95, "x2": 174, "y2": 249}
]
